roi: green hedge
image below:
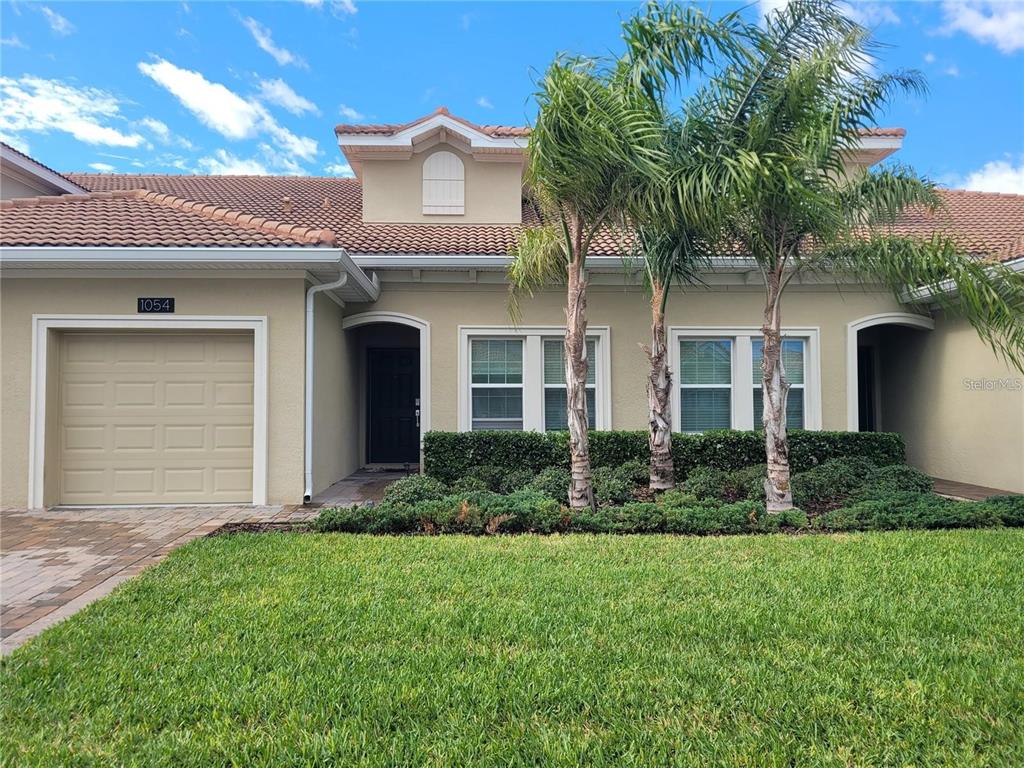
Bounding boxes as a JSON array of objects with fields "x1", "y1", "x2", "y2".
[{"x1": 423, "y1": 429, "x2": 905, "y2": 485}]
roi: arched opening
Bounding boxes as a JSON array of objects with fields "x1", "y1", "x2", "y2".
[
  {"x1": 422, "y1": 150, "x2": 465, "y2": 215},
  {"x1": 847, "y1": 312, "x2": 934, "y2": 431},
  {"x1": 341, "y1": 312, "x2": 431, "y2": 466}
]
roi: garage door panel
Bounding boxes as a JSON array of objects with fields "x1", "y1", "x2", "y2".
[{"x1": 59, "y1": 333, "x2": 254, "y2": 505}]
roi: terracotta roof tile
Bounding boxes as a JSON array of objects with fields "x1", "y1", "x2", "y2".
[
  {"x1": 336, "y1": 107, "x2": 529, "y2": 138},
  {"x1": 0, "y1": 188, "x2": 332, "y2": 248},
  {"x1": 52, "y1": 173, "x2": 1024, "y2": 263}
]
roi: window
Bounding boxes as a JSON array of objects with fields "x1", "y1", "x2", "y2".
[
  {"x1": 460, "y1": 327, "x2": 609, "y2": 432},
  {"x1": 679, "y1": 339, "x2": 733, "y2": 432},
  {"x1": 543, "y1": 338, "x2": 596, "y2": 431},
  {"x1": 422, "y1": 151, "x2": 464, "y2": 215},
  {"x1": 470, "y1": 339, "x2": 523, "y2": 430},
  {"x1": 752, "y1": 339, "x2": 805, "y2": 429},
  {"x1": 670, "y1": 328, "x2": 819, "y2": 432}
]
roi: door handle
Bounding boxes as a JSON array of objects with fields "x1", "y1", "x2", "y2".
[{"x1": 415, "y1": 408, "x2": 420, "y2": 428}]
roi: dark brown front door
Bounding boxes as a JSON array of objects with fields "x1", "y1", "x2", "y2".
[{"x1": 367, "y1": 348, "x2": 420, "y2": 464}]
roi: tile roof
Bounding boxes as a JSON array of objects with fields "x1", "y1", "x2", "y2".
[
  {"x1": 335, "y1": 106, "x2": 526, "y2": 138},
  {"x1": 0, "y1": 188, "x2": 336, "y2": 248},
  {"x1": 6, "y1": 173, "x2": 1015, "y2": 263}
]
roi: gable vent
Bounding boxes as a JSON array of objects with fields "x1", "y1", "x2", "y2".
[{"x1": 422, "y1": 150, "x2": 465, "y2": 215}]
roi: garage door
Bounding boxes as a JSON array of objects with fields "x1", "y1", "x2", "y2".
[{"x1": 58, "y1": 332, "x2": 254, "y2": 505}]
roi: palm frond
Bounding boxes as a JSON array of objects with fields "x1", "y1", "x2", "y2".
[{"x1": 507, "y1": 224, "x2": 568, "y2": 323}]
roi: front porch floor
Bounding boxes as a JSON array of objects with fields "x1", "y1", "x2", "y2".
[
  {"x1": 312, "y1": 468, "x2": 412, "y2": 507},
  {"x1": 932, "y1": 477, "x2": 1018, "y2": 501}
]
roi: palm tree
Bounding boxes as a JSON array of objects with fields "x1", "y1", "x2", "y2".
[
  {"x1": 508, "y1": 57, "x2": 664, "y2": 510},
  {"x1": 627, "y1": 0, "x2": 1024, "y2": 510}
]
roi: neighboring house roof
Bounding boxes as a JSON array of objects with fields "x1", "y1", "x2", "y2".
[
  {"x1": 0, "y1": 188, "x2": 336, "y2": 248},
  {"x1": 1, "y1": 141, "x2": 88, "y2": 195}
]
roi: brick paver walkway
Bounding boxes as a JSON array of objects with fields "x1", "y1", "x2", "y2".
[{"x1": 1, "y1": 504, "x2": 316, "y2": 654}]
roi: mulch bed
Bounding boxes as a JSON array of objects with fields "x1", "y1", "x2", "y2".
[{"x1": 207, "y1": 522, "x2": 311, "y2": 537}]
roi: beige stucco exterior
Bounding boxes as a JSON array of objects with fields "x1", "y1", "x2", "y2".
[
  {"x1": 877, "y1": 312, "x2": 1024, "y2": 493},
  {"x1": 360, "y1": 144, "x2": 523, "y2": 224},
  {"x1": 0, "y1": 275, "x2": 308, "y2": 507},
  {"x1": 347, "y1": 280, "x2": 907, "y2": 433}
]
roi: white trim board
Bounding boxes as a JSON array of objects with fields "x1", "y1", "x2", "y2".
[
  {"x1": 341, "y1": 311, "x2": 432, "y2": 451},
  {"x1": 668, "y1": 326, "x2": 822, "y2": 433},
  {"x1": 457, "y1": 325, "x2": 612, "y2": 432},
  {"x1": 845, "y1": 312, "x2": 934, "y2": 431},
  {"x1": 28, "y1": 314, "x2": 269, "y2": 509}
]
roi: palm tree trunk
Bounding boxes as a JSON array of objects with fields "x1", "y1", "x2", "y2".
[
  {"x1": 645, "y1": 281, "x2": 674, "y2": 490},
  {"x1": 565, "y1": 250, "x2": 595, "y2": 511},
  {"x1": 762, "y1": 269, "x2": 793, "y2": 512}
]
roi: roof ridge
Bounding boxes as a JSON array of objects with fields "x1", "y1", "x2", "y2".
[
  {"x1": 0, "y1": 189, "x2": 141, "y2": 208},
  {"x1": 135, "y1": 189, "x2": 337, "y2": 246},
  {"x1": 939, "y1": 187, "x2": 1024, "y2": 200}
]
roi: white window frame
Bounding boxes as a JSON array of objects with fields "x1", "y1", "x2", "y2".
[
  {"x1": 669, "y1": 326, "x2": 821, "y2": 433},
  {"x1": 468, "y1": 337, "x2": 526, "y2": 431},
  {"x1": 458, "y1": 326, "x2": 611, "y2": 432},
  {"x1": 752, "y1": 338, "x2": 807, "y2": 430},
  {"x1": 677, "y1": 337, "x2": 734, "y2": 433}
]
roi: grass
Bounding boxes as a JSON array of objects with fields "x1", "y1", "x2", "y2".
[{"x1": 3, "y1": 530, "x2": 1023, "y2": 767}]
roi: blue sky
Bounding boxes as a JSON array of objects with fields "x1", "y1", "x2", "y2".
[{"x1": 1, "y1": 1, "x2": 1022, "y2": 191}]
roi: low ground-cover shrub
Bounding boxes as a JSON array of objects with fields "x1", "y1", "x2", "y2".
[
  {"x1": 854, "y1": 464, "x2": 934, "y2": 501},
  {"x1": 424, "y1": 430, "x2": 905, "y2": 484},
  {"x1": 381, "y1": 474, "x2": 448, "y2": 506},
  {"x1": 816, "y1": 493, "x2": 1000, "y2": 532},
  {"x1": 792, "y1": 457, "x2": 877, "y2": 513}
]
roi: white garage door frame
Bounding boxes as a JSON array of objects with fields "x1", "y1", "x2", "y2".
[{"x1": 28, "y1": 314, "x2": 269, "y2": 508}]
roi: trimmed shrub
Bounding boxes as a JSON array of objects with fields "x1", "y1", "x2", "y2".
[
  {"x1": 683, "y1": 467, "x2": 730, "y2": 501},
  {"x1": 723, "y1": 464, "x2": 768, "y2": 502},
  {"x1": 792, "y1": 457, "x2": 876, "y2": 512},
  {"x1": 855, "y1": 464, "x2": 933, "y2": 501},
  {"x1": 424, "y1": 430, "x2": 905, "y2": 484},
  {"x1": 526, "y1": 466, "x2": 571, "y2": 505},
  {"x1": 816, "y1": 492, "x2": 1001, "y2": 532},
  {"x1": 381, "y1": 474, "x2": 448, "y2": 506},
  {"x1": 592, "y1": 466, "x2": 632, "y2": 506},
  {"x1": 662, "y1": 500, "x2": 754, "y2": 535},
  {"x1": 499, "y1": 468, "x2": 537, "y2": 495},
  {"x1": 752, "y1": 508, "x2": 810, "y2": 533},
  {"x1": 313, "y1": 503, "x2": 419, "y2": 534},
  {"x1": 572, "y1": 503, "x2": 665, "y2": 533},
  {"x1": 980, "y1": 495, "x2": 1024, "y2": 527},
  {"x1": 465, "y1": 465, "x2": 508, "y2": 492},
  {"x1": 615, "y1": 458, "x2": 649, "y2": 487},
  {"x1": 449, "y1": 476, "x2": 489, "y2": 495}
]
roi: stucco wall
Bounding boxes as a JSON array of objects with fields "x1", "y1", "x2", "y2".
[
  {"x1": 879, "y1": 313, "x2": 1024, "y2": 493},
  {"x1": 349, "y1": 281, "x2": 906, "y2": 434},
  {"x1": 0, "y1": 275, "x2": 307, "y2": 507},
  {"x1": 311, "y1": 292, "x2": 359, "y2": 494},
  {"x1": 360, "y1": 144, "x2": 523, "y2": 224}
]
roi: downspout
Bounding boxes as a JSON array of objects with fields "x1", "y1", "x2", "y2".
[{"x1": 304, "y1": 265, "x2": 348, "y2": 503}]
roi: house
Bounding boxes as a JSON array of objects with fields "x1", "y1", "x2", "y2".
[{"x1": 1, "y1": 108, "x2": 1022, "y2": 509}]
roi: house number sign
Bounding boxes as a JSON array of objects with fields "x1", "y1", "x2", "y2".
[{"x1": 137, "y1": 297, "x2": 175, "y2": 313}]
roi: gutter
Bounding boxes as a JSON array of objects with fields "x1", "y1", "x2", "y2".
[
  {"x1": 304, "y1": 261, "x2": 349, "y2": 504},
  {"x1": 901, "y1": 255, "x2": 1024, "y2": 304}
]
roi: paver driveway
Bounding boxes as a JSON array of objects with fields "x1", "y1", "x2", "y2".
[{"x1": 1, "y1": 504, "x2": 316, "y2": 654}]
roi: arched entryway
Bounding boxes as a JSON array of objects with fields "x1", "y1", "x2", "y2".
[
  {"x1": 341, "y1": 312, "x2": 431, "y2": 466},
  {"x1": 846, "y1": 312, "x2": 934, "y2": 431}
]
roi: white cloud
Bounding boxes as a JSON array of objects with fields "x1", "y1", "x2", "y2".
[
  {"x1": 139, "y1": 116, "x2": 195, "y2": 150},
  {"x1": 324, "y1": 161, "x2": 354, "y2": 177},
  {"x1": 476, "y1": 96, "x2": 494, "y2": 109},
  {"x1": 0, "y1": 75, "x2": 145, "y2": 147},
  {"x1": 88, "y1": 162, "x2": 115, "y2": 172},
  {"x1": 1, "y1": 133, "x2": 31, "y2": 154},
  {"x1": 940, "y1": 1, "x2": 1024, "y2": 54},
  {"x1": 961, "y1": 158, "x2": 1024, "y2": 194},
  {"x1": 924, "y1": 52, "x2": 936, "y2": 63},
  {"x1": 944, "y1": 64, "x2": 960, "y2": 77},
  {"x1": 197, "y1": 149, "x2": 269, "y2": 175},
  {"x1": 258, "y1": 78, "x2": 319, "y2": 116},
  {"x1": 338, "y1": 104, "x2": 364, "y2": 121},
  {"x1": 333, "y1": 0, "x2": 357, "y2": 14},
  {"x1": 137, "y1": 58, "x2": 318, "y2": 161},
  {"x1": 758, "y1": 0, "x2": 790, "y2": 20},
  {"x1": 240, "y1": 16, "x2": 307, "y2": 68},
  {"x1": 1, "y1": 35, "x2": 27, "y2": 48},
  {"x1": 39, "y1": 6, "x2": 74, "y2": 36},
  {"x1": 842, "y1": 2, "x2": 900, "y2": 26}
]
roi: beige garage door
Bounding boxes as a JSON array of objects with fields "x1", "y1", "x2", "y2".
[{"x1": 58, "y1": 332, "x2": 254, "y2": 505}]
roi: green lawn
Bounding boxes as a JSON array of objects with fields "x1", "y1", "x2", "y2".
[{"x1": 3, "y1": 531, "x2": 1023, "y2": 767}]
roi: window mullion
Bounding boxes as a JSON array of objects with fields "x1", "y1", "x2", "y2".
[{"x1": 523, "y1": 335, "x2": 543, "y2": 431}]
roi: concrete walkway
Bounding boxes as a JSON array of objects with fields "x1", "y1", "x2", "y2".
[
  {"x1": 1, "y1": 504, "x2": 315, "y2": 654},
  {"x1": 313, "y1": 468, "x2": 410, "y2": 506}
]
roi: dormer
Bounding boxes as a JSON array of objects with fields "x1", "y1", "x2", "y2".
[{"x1": 335, "y1": 107, "x2": 528, "y2": 225}]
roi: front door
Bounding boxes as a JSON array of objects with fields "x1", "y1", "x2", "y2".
[{"x1": 367, "y1": 348, "x2": 420, "y2": 464}]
